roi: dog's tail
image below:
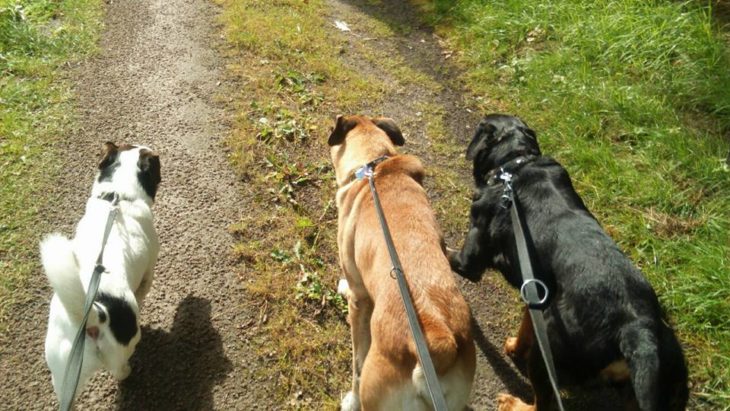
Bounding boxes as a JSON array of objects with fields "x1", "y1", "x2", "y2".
[
  {"x1": 656, "y1": 322, "x2": 689, "y2": 411},
  {"x1": 41, "y1": 233, "x2": 89, "y2": 323},
  {"x1": 411, "y1": 318, "x2": 472, "y2": 410},
  {"x1": 619, "y1": 322, "x2": 661, "y2": 411},
  {"x1": 421, "y1": 319, "x2": 459, "y2": 374}
]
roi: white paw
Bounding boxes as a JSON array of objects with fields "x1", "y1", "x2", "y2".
[
  {"x1": 341, "y1": 390, "x2": 360, "y2": 411},
  {"x1": 337, "y1": 279, "x2": 350, "y2": 297},
  {"x1": 114, "y1": 363, "x2": 132, "y2": 380}
]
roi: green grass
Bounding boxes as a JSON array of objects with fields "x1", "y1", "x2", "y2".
[
  {"x1": 216, "y1": 0, "x2": 373, "y2": 406},
  {"x1": 0, "y1": 0, "x2": 102, "y2": 334},
  {"x1": 420, "y1": 0, "x2": 730, "y2": 407}
]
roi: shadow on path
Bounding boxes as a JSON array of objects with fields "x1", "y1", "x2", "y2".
[
  {"x1": 116, "y1": 296, "x2": 232, "y2": 410},
  {"x1": 472, "y1": 319, "x2": 532, "y2": 400}
]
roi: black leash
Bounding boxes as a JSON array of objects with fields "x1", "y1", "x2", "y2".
[
  {"x1": 59, "y1": 192, "x2": 119, "y2": 411},
  {"x1": 499, "y1": 169, "x2": 565, "y2": 411},
  {"x1": 356, "y1": 157, "x2": 449, "y2": 411}
]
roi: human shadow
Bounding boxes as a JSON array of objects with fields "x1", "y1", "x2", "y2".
[
  {"x1": 471, "y1": 319, "x2": 532, "y2": 400},
  {"x1": 116, "y1": 295, "x2": 232, "y2": 411}
]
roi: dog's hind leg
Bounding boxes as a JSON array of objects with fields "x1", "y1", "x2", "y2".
[
  {"x1": 498, "y1": 344, "x2": 554, "y2": 411},
  {"x1": 528, "y1": 345, "x2": 559, "y2": 411},
  {"x1": 504, "y1": 308, "x2": 534, "y2": 370},
  {"x1": 134, "y1": 269, "x2": 155, "y2": 307},
  {"x1": 342, "y1": 292, "x2": 373, "y2": 411}
]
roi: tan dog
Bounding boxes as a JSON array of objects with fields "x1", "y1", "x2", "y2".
[{"x1": 329, "y1": 115, "x2": 476, "y2": 411}]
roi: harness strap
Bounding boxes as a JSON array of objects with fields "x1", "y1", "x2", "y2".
[
  {"x1": 504, "y1": 178, "x2": 565, "y2": 411},
  {"x1": 59, "y1": 193, "x2": 119, "y2": 411},
  {"x1": 358, "y1": 159, "x2": 448, "y2": 411}
]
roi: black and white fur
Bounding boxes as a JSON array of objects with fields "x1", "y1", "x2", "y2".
[
  {"x1": 448, "y1": 114, "x2": 688, "y2": 411},
  {"x1": 42, "y1": 142, "x2": 161, "y2": 403}
]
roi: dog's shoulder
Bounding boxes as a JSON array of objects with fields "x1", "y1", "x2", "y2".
[{"x1": 379, "y1": 154, "x2": 425, "y2": 185}]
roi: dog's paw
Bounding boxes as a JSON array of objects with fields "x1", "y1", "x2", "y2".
[
  {"x1": 341, "y1": 391, "x2": 360, "y2": 411},
  {"x1": 337, "y1": 279, "x2": 350, "y2": 298},
  {"x1": 504, "y1": 337, "x2": 518, "y2": 357},
  {"x1": 497, "y1": 394, "x2": 535, "y2": 411},
  {"x1": 497, "y1": 393, "x2": 534, "y2": 411},
  {"x1": 113, "y1": 363, "x2": 132, "y2": 380}
]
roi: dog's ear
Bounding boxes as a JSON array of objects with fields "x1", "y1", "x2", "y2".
[
  {"x1": 466, "y1": 122, "x2": 496, "y2": 160},
  {"x1": 521, "y1": 126, "x2": 537, "y2": 141},
  {"x1": 328, "y1": 115, "x2": 359, "y2": 146},
  {"x1": 99, "y1": 142, "x2": 119, "y2": 170},
  {"x1": 373, "y1": 117, "x2": 405, "y2": 146},
  {"x1": 137, "y1": 150, "x2": 161, "y2": 200}
]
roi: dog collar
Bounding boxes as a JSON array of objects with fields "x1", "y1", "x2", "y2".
[
  {"x1": 346, "y1": 155, "x2": 390, "y2": 184},
  {"x1": 97, "y1": 191, "x2": 121, "y2": 205},
  {"x1": 485, "y1": 154, "x2": 537, "y2": 186}
]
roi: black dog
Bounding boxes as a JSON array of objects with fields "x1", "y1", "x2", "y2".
[{"x1": 448, "y1": 114, "x2": 688, "y2": 411}]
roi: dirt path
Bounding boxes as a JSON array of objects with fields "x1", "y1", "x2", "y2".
[{"x1": 0, "y1": 0, "x2": 275, "y2": 409}]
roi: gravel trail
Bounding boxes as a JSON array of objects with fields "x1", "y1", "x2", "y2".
[{"x1": 0, "y1": 0, "x2": 274, "y2": 408}]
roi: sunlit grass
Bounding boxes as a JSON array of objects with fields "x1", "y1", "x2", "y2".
[{"x1": 0, "y1": 0, "x2": 102, "y2": 335}]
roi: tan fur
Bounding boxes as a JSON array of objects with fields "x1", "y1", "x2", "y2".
[
  {"x1": 330, "y1": 115, "x2": 476, "y2": 410},
  {"x1": 498, "y1": 393, "x2": 536, "y2": 411},
  {"x1": 600, "y1": 359, "x2": 631, "y2": 383}
]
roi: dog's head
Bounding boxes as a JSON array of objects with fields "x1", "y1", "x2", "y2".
[
  {"x1": 327, "y1": 115, "x2": 405, "y2": 186},
  {"x1": 95, "y1": 142, "x2": 161, "y2": 202},
  {"x1": 466, "y1": 114, "x2": 540, "y2": 178}
]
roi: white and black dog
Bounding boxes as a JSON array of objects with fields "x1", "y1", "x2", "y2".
[{"x1": 41, "y1": 142, "x2": 161, "y2": 403}]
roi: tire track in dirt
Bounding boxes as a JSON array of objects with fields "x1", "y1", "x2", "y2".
[{"x1": 0, "y1": 0, "x2": 276, "y2": 409}]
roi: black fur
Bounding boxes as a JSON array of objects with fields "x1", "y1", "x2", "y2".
[
  {"x1": 98, "y1": 145, "x2": 120, "y2": 183},
  {"x1": 96, "y1": 292, "x2": 138, "y2": 346},
  {"x1": 449, "y1": 114, "x2": 688, "y2": 410},
  {"x1": 137, "y1": 149, "x2": 161, "y2": 200}
]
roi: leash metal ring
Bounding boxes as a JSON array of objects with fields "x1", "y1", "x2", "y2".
[
  {"x1": 520, "y1": 278, "x2": 549, "y2": 308},
  {"x1": 390, "y1": 267, "x2": 399, "y2": 280}
]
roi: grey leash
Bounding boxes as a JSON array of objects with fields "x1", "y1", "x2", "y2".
[
  {"x1": 499, "y1": 170, "x2": 565, "y2": 411},
  {"x1": 59, "y1": 193, "x2": 119, "y2": 411},
  {"x1": 356, "y1": 157, "x2": 448, "y2": 411}
]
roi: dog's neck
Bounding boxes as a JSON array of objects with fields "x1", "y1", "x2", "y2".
[
  {"x1": 91, "y1": 181, "x2": 154, "y2": 207},
  {"x1": 479, "y1": 153, "x2": 538, "y2": 186},
  {"x1": 342, "y1": 155, "x2": 390, "y2": 186},
  {"x1": 335, "y1": 156, "x2": 391, "y2": 212}
]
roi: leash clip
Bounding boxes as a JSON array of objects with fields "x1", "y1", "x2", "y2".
[
  {"x1": 499, "y1": 168, "x2": 513, "y2": 208},
  {"x1": 99, "y1": 191, "x2": 121, "y2": 206},
  {"x1": 355, "y1": 164, "x2": 374, "y2": 181},
  {"x1": 520, "y1": 278, "x2": 549, "y2": 309}
]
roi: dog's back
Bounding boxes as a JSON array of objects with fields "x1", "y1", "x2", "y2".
[{"x1": 347, "y1": 155, "x2": 476, "y2": 410}]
